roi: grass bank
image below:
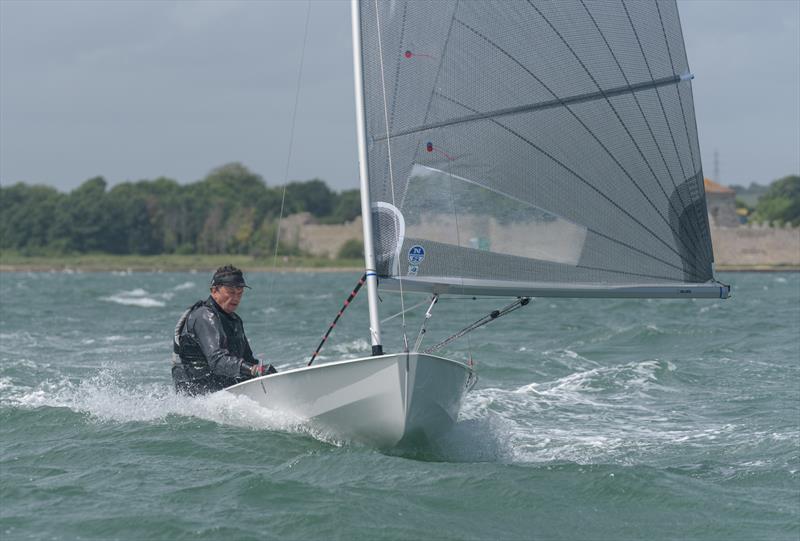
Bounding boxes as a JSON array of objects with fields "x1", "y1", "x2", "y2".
[{"x1": 0, "y1": 252, "x2": 363, "y2": 272}]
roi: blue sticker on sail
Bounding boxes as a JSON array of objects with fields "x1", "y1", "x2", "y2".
[{"x1": 408, "y1": 245, "x2": 425, "y2": 265}]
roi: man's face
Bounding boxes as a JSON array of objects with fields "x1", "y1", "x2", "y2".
[{"x1": 211, "y1": 285, "x2": 244, "y2": 314}]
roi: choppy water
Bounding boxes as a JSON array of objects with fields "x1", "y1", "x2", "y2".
[{"x1": 0, "y1": 271, "x2": 798, "y2": 540}]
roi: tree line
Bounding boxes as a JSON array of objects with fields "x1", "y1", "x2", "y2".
[
  {"x1": 0, "y1": 163, "x2": 361, "y2": 256},
  {"x1": 1, "y1": 167, "x2": 797, "y2": 257},
  {"x1": 735, "y1": 175, "x2": 800, "y2": 226}
]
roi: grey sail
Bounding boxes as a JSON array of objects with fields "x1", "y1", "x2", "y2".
[{"x1": 357, "y1": 0, "x2": 728, "y2": 298}]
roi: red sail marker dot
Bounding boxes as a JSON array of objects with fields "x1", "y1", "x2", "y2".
[
  {"x1": 425, "y1": 142, "x2": 455, "y2": 161},
  {"x1": 403, "y1": 50, "x2": 435, "y2": 60}
]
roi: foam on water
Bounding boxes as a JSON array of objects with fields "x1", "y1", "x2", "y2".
[
  {"x1": 444, "y1": 359, "x2": 748, "y2": 465},
  {"x1": 329, "y1": 338, "x2": 371, "y2": 356},
  {"x1": 0, "y1": 370, "x2": 355, "y2": 447},
  {"x1": 2, "y1": 271, "x2": 798, "y2": 539},
  {"x1": 100, "y1": 287, "x2": 179, "y2": 308}
]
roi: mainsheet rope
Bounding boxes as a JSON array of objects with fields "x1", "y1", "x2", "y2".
[{"x1": 424, "y1": 297, "x2": 531, "y2": 354}]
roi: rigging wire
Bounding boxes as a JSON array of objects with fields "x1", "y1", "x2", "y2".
[
  {"x1": 424, "y1": 297, "x2": 531, "y2": 354},
  {"x1": 374, "y1": 0, "x2": 409, "y2": 351},
  {"x1": 266, "y1": 0, "x2": 312, "y2": 310},
  {"x1": 380, "y1": 297, "x2": 431, "y2": 324},
  {"x1": 412, "y1": 294, "x2": 439, "y2": 352}
]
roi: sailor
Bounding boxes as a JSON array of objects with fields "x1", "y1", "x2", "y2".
[{"x1": 171, "y1": 265, "x2": 276, "y2": 395}]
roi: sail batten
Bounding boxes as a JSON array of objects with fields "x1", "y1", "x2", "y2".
[
  {"x1": 373, "y1": 73, "x2": 690, "y2": 142},
  {"x1": 359, "y1": 0, "x2": 720, "y2": 299}
]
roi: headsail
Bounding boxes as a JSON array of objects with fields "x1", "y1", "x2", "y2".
[{"x1": 357, "y1": 0, "x2": 727, "y2": 298}]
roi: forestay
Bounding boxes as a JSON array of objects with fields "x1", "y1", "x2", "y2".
[{"x1": 357, "y1": 0, "x2": 729, "y2": 299}]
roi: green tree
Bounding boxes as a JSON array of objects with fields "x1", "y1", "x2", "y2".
[
  {"x1": 0, "y1": 165, "x2": 351, "y2": 256},
  {"x1": 0, "y1": 183, "x2": 64, "y2": 252},
  {"x1": 337, "y1": 238, "x2": 363, "y2": 259},
  {"x1": 285, "y1": 179, "x2": 334, "y2": 217},
  {"x1": 753, "y1": 175, "x2": 800, "y2": 226},
  {"x1": 52, "y1": 177, "x2": 114, "y2": 252},
  {"x1": 326, "y1": 189, "x2": 361, "y2": 224}
]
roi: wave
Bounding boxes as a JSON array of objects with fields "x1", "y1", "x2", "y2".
[
  {"x1": 3, "y1": 359, "x2": 791, "y2": 465},
  {"x1": 100, "y1": 287, "x2": 178, "y2": 308},
  {"x1": 330, "y1": 338, "x2": 371, "y2": 355},
  {"x1": 102, "y1": 295, "x2": 166, "y2": 308},
  {"x1": 519, "y1": 359, "x2": 676, "y2": 398},
  {"x1": 0, "y1": 371, "x2": 342, "y2": 444},
  {"x1": 430, "y1": 359, "x2": 724, "y2": 464}
]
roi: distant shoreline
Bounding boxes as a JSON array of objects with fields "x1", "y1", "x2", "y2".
[
  {"x1": 0, "y1": 254, "x2": 796, "y2": 273},
  {"x1": 0, "y1": 253, "x2": 363, "y2": 273},
  {"x1": 715, "y1": 265, "x2": 799, "y2": 272}
]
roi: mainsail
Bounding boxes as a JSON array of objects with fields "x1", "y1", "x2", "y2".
[{"x1": 356, "y1": 0, "x2": 728, "y2": 299}]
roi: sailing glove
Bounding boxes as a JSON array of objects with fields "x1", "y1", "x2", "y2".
[{"x1": 241, "y1": 362, "x2": 277, "y2": 377}]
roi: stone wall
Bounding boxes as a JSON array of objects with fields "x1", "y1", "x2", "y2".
[
  {"x1": 280, "y1": 213, "x2": 363, "y2": 259},
  {"x1": 711, "y1": 224, "x2": 800, "y2": 268},
  {"x1": 283, "y1": 212, "x2": 800, "y2": 269}
]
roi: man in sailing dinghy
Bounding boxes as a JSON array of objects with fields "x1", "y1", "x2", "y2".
[{"x1": 172, "y1": 265, "x2": 276, "y2": 395}]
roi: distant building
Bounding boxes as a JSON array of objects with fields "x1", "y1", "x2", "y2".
[{"x1": 704, "y1": 178, "x2": 739, "y2": 227}]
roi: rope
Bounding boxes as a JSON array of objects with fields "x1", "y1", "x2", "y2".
[
  {"x1": 308, "y1": 273, "x2": 367, "y2": 366},
  {"x1": 380, "y1": 297, "x2": 430, "y2": 324},
  {"x1": 424, "y1": 297, "x2": 531, "y2": 354},
  {"x1": 266, "y1": 0, "x2": 312, "y2": 307},
  {"x1": 374, "y1": 0, "x2": 408, "y2": 351}
]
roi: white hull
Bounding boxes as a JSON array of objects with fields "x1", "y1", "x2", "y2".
[{"x1": 223, "y1": 353, "x2": 474, "y2": 448}]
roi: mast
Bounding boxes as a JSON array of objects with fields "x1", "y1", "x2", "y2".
[{"x1": 351, "y1": 0, "x2": 383, "y2": 356}]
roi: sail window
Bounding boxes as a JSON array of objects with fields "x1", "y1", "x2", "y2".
[{"x1": 400, "y1": 164, "x2": 588, "y2": 266}]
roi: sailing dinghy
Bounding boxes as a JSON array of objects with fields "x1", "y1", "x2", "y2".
[{"x1": 225, "y1": 0, "x2": 730, "y2": 448}]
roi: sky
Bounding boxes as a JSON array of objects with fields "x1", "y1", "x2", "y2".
[{"x1": 0, "y1": 0, "x2": 798, "y2": 192}]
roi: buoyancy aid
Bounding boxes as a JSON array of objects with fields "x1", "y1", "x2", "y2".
[
  {"x1": 171, "y1": 297, "x2": 254, "y2": 394},
  {"x1": 172, "y1": 300, "x2": 209, "y2": 371}
]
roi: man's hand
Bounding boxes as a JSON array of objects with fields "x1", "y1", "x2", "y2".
[{"x1": 249, "y1": 363, "x2": 277, "y2": 377}]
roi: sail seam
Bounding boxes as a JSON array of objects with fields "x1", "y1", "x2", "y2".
[
  {"x1": 402, "y1": 234, "x2": 704, "y2": 282},
  {"x1": 625, "y1": 0, "x2": 709, "y2": 262},
  {"x1": 451, "y1": 15, "x2": 706, "y2": 278},
  {"x1": 406, "y1": 0, "x2": 461, "y2": 210},
  {"x1": 583, "y1": 0, "x2": 710, "y2": 268},
  {"x1": 435, "y1": 92, "x2": 706, "y2": 282},
  {"x1": 523, "y1": 1, "x2": 707, "y2": 272},
  {"x1": 387, "y1": 2, "x2": 409, "y2": 139},
  {"x1": 657, "y1": 0, "x2": 714, "y2": 263},
  {"x1": 404, "y1": 225, "x2": 701, "y2": 282}
]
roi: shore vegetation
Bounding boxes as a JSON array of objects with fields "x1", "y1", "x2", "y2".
[{"x1": 1, "y1": 163, "x2": 360, "y2": 259}]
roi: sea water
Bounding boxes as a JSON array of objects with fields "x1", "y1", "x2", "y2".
[{"x1": 0, "y1": 271, "x2": 797, "y2": 540}]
